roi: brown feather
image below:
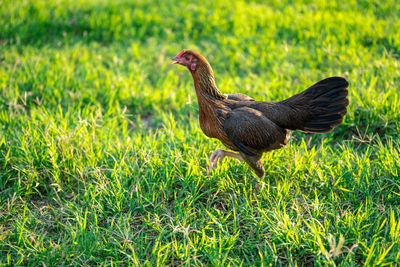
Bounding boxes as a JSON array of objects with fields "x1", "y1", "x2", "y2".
[{"x1": 179, "y1": 51, "x2": 349, "y2": 178}]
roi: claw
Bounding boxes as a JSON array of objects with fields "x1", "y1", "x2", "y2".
[
  {"x1": 209, "y1": 149, "x2": 243, "y2": 170},
  {"x1": 209, "y1": 149, "x2": 224, "y2": 169}
]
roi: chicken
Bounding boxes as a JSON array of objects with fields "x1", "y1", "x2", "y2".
[{"x1": 172, "y1": 50, "x2": 349, "y2": 178}]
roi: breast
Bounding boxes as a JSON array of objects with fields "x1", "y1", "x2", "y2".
[
  {"x1": 199, "y1": 110, "x2": 218, "y2": 138},
  {"x1": 199, "y1": 109, "x2": 237, "y2": 150}
]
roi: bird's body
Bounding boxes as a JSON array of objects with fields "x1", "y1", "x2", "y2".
[{"x1": 172, "y1": 50, "x2": 349, "y2": 178}]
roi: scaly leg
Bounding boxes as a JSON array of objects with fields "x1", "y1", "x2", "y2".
[{"x1": 209, "y1": 149, "x2": 243, "y2": 169}]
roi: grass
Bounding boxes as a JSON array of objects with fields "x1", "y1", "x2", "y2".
[{"x1": 1, "y1": 0, "x2": 400, "y2": 265}]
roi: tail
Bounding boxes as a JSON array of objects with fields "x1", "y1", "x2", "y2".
[{"x1": 281, "y1": 77, "x2": 349, "y2": 133}]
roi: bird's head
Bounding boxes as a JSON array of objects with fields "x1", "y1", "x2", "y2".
[
  {"x1": 171, "y1": 50, "x2": 203, "y2": 72},
  {"x1": 171, "y1": 50, "x2": 223, "y2": 98}
]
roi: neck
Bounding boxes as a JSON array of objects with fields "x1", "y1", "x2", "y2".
[{"x1": 191, "y1": 61, "x2": 225, "y2": 100}]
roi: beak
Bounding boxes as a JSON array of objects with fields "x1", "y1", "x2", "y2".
[{"x1": 171, "y1": 56, "x2": 179, "y2": 64}]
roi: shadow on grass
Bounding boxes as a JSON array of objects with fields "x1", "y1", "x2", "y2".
[
  {"x1": 0, "y1": 1, "x2": 211, "y2": 48},
  {"x1": 1, "y1": 1, "x2": 164, "y2": 47}
]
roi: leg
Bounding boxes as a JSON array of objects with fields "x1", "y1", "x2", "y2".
[
  {"x1": 209, "y1": 149, "x2": 243, "y2": 169},
  {"x1": 239, "y1": 152, "x2": 265, "y2": 178}
]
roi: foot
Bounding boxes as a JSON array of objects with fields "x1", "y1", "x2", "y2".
[
  {"x1": 209, "y1": 149, "x2": 243, "y2": 169},
  {"x1": 209, "y1": 149, "x2": 225, "y2": 169}
]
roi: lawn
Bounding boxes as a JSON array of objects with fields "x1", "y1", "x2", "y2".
[{"x1": 1, "y1": 0, "x2": 400, "y2": 265}]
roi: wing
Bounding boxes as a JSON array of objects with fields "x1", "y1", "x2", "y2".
[{"x1": 224, "y1": 107, "x2": 287, "y2": 156}]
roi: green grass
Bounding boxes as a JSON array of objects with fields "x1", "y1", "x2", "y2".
[{"x1": 1, "y1": 0, "x2": 400, "y2": 265}]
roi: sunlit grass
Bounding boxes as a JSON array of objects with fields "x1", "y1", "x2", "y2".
[{"x1": 1, "y1": 0, "x2": 400, "y2": 265}]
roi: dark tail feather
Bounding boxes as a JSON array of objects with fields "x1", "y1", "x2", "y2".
[{"x1": 301, "y1": 77, "x2": 349, "y2": 133}]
